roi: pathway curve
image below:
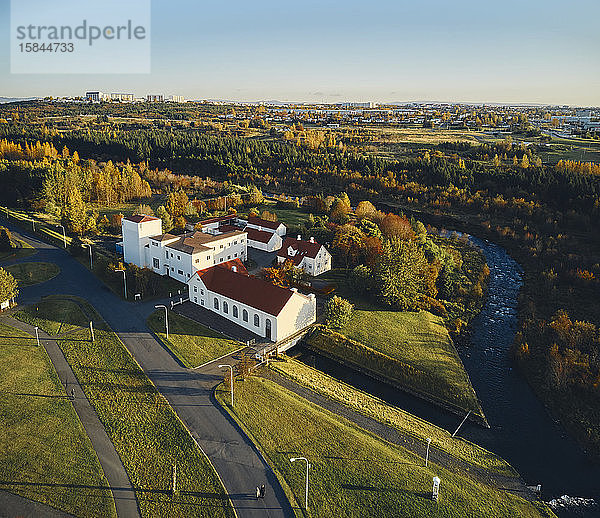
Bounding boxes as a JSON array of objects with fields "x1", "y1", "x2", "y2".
[
  {"x1": 0, "y1": 218, "x2": 293, "y2": 518},
  {"x1": 1, "y1": 315, "x2": 140, "y2": 518}
]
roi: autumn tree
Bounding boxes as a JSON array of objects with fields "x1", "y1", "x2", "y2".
[
  {"x1": 0, "y1": 267, "x2": 18, "y2": 303},
  {"x1": 332, "y1": 225, "x2": 365, "y2": 268},
  {"x1": 166, "y1": 189, "x2": 189, "y2": 218},
  {"x1": 379, "y1": 214, "x2": 415, "y2": 241},
  {"x1": 156, "y1": 205, "x2": 173, "y2": 232},
  {"x1": 355, "y1": 200, "x2": 377, "y2": 221},
  {"x1": 61, "y1": 185, "x2": 88, "y2": 235},
  {"x1": 0, "y1": 227, "x2": 15, "y2": 251}
]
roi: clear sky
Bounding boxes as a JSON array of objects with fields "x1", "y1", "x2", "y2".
[{"x1": 1, "y1": 0, "x2": 599, "y2": 105}]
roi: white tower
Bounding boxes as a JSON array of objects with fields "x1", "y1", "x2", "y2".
[{"x1": 122, "y1": 215, "x2": 162, "y2": 268}]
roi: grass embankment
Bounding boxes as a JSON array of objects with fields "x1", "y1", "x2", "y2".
[
  {"x1": 272, "y1": 358, "x2": 513, "y2": 476},
  {"x1": 0, "y1": 321, "x2": 116, "y2": 517},
  {"x1": 16, "y1": 296, "x2": 234, "y2": 518},
  {"x1": 1, "y1": 208, "x2": 73, "y2": 248},
  {"x1": 215, "y1": 377, "x2": 554, "y2": 518},
  {"x1": 5, "y1": 261, "x2": 60, "y2": 286},
  {"x1": 306, "y1": 312, "x2": 483, "y2": 419},
  {"x1": 147, "y1": 310, "x2": 241, "y2": 368},
  {"x1": 0, "y1": 238, "x2": 36, "y2": 262}
]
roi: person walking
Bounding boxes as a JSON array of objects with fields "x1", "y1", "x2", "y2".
[
  {"x1": 260, "y1": 484, "x2": 265, "y2": 498},
  {"x1": 256, "y1": 486, "x2": 260, "y2": 499}
]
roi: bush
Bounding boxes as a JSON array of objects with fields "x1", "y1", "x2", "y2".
[
  {"x1": 324, "y1": 296, "x2": 354, "y2": 329},
  {"x1": 0, "y1": 226, "x2": 14, "y2": 251}
]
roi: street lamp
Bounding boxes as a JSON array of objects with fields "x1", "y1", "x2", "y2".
[
  {"x1": 290, "y1": 457, "x2": 310, "y2": 510},
  {"x1": 115, "y1": 269, "x2": 127, "y2": 299},
  {"x1": 56, "y1": 224, "x2": 66, "y2": 248},
  {"x1": 82, "y1": 243, "x2": 93, "y2": 269},
  {"x1": 34, "y1": 326, "x2": 40, "y2": 347},
  {"x1": 218, "y1": 364, "x2": 234, "y2": 408},
  {"x1": 31, "y1": 219, "x2": 35, "y2": 232},
  {"x1": 425, "y1": 438, "x2": 432, "y2": 467},
  {"x1": 154, "y1": 304, "x2": 169, "y2": 340}
]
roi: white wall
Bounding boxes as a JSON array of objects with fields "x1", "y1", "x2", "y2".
[
  {"x1": 276, "y1": 292, "x2": 316, "y2": 340},
  {"x1": 248, "y1": 233, "x2": 282, "y2": 252},
  {"x1": 122, "y1": 218, "x2": 162, "y2": 268}
]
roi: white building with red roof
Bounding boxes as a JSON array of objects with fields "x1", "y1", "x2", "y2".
[
  {"x1": 245, "y1": 216, "x2": 287, "y2": 237},
  {"x1": 245, "y1": 227, "x2": 283, "y2": 252},
  {"x1": 188, "y1": 264, "x2": 316, "y2": 341},
  {"x1": 277, "y1": 236, "x2": 332, "y2": 276}
]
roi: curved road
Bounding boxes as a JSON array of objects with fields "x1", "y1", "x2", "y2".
[{"x1": 1, "y1": 220, "x2": 293, "y2": 518}]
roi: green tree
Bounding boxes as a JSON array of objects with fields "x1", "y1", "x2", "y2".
[
  {"x1": 0, "y1": 227, "x2": 15, "y2": 251},
  {"x1": 372, "y1": 239, "x2": 428, "y2": 310},
  {"x1": 156, "y1": 205, "x2": 173, "y2": 232},
  {"x1": 61, "y1": 185, "x2": 88, "y2": 235},
  {"x1": 324, "y1": 296, "x2": 354, "y2": 329},
  {"x1": 0, "y1": 267, "x2": 18, "y2": 303}
]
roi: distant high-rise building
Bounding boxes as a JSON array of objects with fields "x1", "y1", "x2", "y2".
[
  {"x1": 340, "y1": 102, "x2": 377, "y2": 109},
  {"x1": 85, "y1": 91, "x2": 109, "y2": 102},
  {"x1": 169, "y1": 95, "x2": 185, "y2": 103},
  {"x1": 146, "y1": 94, "x2": 164, "y2": 102},
  {"x1": 110, "y1": 93, "x2": 134, "y2": 102}
]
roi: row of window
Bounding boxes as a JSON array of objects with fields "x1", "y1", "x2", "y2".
[{"x1": 212, "y1": 296, "x2": 268, "y2": 328}]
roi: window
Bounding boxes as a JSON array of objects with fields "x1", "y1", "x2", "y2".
[
  {"x1": 177, "y1": 255, "x2": 181, "y2": 260},
  {"x1": 165, "y1": 251, "x2": 168, "y2": 258},
  {"x1": 193, "y1": 286, "x2": 197, "y2": 293},
  {"x1": 152, "y1": 242, "x2": 158, "y2": 246},
  {"x1": 170, "y1": 253, "x2": 173, "y2": 258},
  {"x1": 234, "y1": 240, "x2": 238, "y2": 245},
  {"x1": 227, "y1": 255, "x2": 231, "y2": 260},
  {"x1": 242, "y1": 309, "x2": 248, "y2": 322},
  {"x1": 201, "y1": 289, "x2": 204, "y2": 295},
  {"x1": 254, "y1": 314, "x2": 260, "y2": 327},
  {"x1": 223, "y1": 301, "x2": 228, "y2": 314},
  {"x1": 207, "y1": 255, "x2": 210, "y2": 260},
  {"x1": 171, "y1": 267, "x2": 174, "y2": 272},
  {"x1": 233, "y1": 305, "x2": 238, "y2": 318},
  {"x1": 220, "y1": 244, "x2": 224, "y2": 249},
  {"x1": 178, "y1": 269, "x2": 183, "y2": 275},
  {"x1": 187, "y1": 273, "x2": 190, "y2": 278},
  {"x1": 201, "y1": 299, "x2": 204, "y2": 306},
  {"x1": 195, "y1": 259, "x2": 199, "y2": 263},
  {"x1": 220, "y1": 258, "x2": 223, "y2": 262},
  {"x1": 214, "y1": 298, "x2": 219, "y2": 310},
  {"x1": 153, "y1": 258, "x2": 159, "y2": 268},
  {"x1": 194, "y1": 297, "x2": 197, "y2": 303},
  {"x1": 234, "y1": 253, "x2": 238, "y2": 258}
]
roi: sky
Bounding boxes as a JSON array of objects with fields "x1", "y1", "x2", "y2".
[{"x1": 1, "y1": 0, "x2": 599, "y2": 106}]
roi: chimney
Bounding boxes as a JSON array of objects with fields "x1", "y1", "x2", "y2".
[
  {"x1": 231, "y1": 265, "x2": 237, "y2": 272},
  {"x1": 309, "y1": 236, "x2": 314, "y2": 243},
  {"x1": 297, "y1": 235, "x2": 301, "y2": 241}
]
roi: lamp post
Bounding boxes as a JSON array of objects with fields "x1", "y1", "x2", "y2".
[
  {"x1": 115, "y1": 269, "x2": 127, "y2": 300},
  {"x1": 31, "y1": 219, "x2": 35, "y2": 232},
  {"x1": 56, "y1": 224, "x2": 66, "y2": 248},
  {"x1": 154, "y1": 304, "x2": 169, "y2": 340},
  {"x1": 290, "y1": 457, "x2": 310, "y2": 510},
  {"x1": 425, "y1": 438, "x2": 432, "y2": 467},
  {"x1": 34, "y1": 326, "x2": 40, "y2": 347},
  {"x1": 83, "y1": 243, "x2": 93, "y2": 269},
  {"x1": 218, "y1": 364, "x2": 234, "y2": 408}
]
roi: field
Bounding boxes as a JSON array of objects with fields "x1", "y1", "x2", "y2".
[
  {"x1": 0, "y1": 321, "x2": 116, "y2": 517},
  {"x1": 306, "y1": 307, "x2": 482, "y2": 418},
  {"x1": 5, "y1": 261, "x2": 60, "y2": 287},
  {"x1": 147, "y1": 310, "x2": 241, "y2": 368},
  {"x1": 272, "y1": 358, "x2": 512, "y2": 475},
  {"x1": 16, "y1": 296, "x2": 235, "y2": 518},
  {"x1": 215, "y1": 377, "x2": 552, "y2": 518}
]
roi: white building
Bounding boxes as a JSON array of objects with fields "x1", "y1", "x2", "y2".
[
  {"x1": 110, "y1": 93, "x2": 134, "y2": 102},
  {"x1": 147, "y1": 94, "x2": 164, "y2": 102},
  {"x1": 189, "y1": 264, "x2": 316, "y2": 342},
  {"x1": 121, "y1": 215, "x2": 247, "y2": 283},
  {"x1": 85, "y1": 91, "x2": 109, "y2": 102},
  {"x1": 246, "y1": 228, "x2": 283, "y2": 252},
  {"x1": 276, "y1": 236, "x2": 332, "y2": 276},
  {"x1": 245, "y1": 216, "x2": 287, "y2": 237},
  {"x1": 169, "y1": 95, "x2": 185, "y2": 103}
]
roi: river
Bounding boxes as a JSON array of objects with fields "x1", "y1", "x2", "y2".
[{"x1": 291, "y1": 236, "x2": 600, "y2": 517}]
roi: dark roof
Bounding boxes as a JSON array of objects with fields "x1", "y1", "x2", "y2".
[
  {"x1": 246, "y1": 228, "x2": 277, "y2": 244},
  {"x1": 154, "y1": 230, "x2": 245, "y2": 254},
  {"x1": 197, "y1": 258, "x2": 248, "y2": 276},
  {"x1": 218, "y1": 224, "x2": 240, "y2": 233},
  {"x1": 247, "y1": 216, "x2": 283, "y2": 230},
  {"x1": 199, "y1": 215, "x2": 238, "y2": 226},
  {"x1": 124, "y1": 214, "x2": 159, "y2": 223},
  {"x1": 195, "y1": 267, "x2": 294, "y2": 316},
  {"x1": 150, "y1": 233, "x2": 178, "y2": 242},
  {"x1": 277, "y1": 237, "x2": 323, "y2": 265}
]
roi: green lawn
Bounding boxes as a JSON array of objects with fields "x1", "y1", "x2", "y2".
[
  {"x1": 0, "y1": 238, "x2": 36, "y2": 262},
  {"x1": 245, "y1": 202, "x2": 311, "y2": 228},
  {"x1": 16, "y1": 296, "x2": 235, "y2": 518},
  {"x1": 147, "y1": 310, "x2": 241, "y2": 368},
  {"x1": 0, "y1": 322, "x2": 116, "y2": 518},
  {"x1": 306, "y1": 311, "x2": 483, "y2": 418},
  {"x1": 215, "y1": 377, "x2": 553, "y2": 518},
  {"x1": 5, "y1": 262, "x2": 60, "y2": 287},
  {"x1": 272, "y1": 358, "x2": 513, "y2": 476}
]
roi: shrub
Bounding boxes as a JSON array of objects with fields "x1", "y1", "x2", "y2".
[{"x1": 324, "y1": 296, "x2": 354, "y2": 329}]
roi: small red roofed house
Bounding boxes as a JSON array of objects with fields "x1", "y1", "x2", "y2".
[{"x1": 277, "y1": 236, "x2": 332, "y2": 276}]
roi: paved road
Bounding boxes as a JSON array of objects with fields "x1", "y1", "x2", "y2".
[
  {"x1": 1, "y1": 316, "x2": 140, "y2": 518},
  {"x1": 1, "y1": 219, "x2": 294, "y2": 518}
]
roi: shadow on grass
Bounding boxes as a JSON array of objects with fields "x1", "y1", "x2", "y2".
[{"x1": 341, "y1": 483, "x2": 430, "y2": 499}]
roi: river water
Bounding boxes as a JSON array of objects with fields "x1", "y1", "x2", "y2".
[{"x1": 292, "y1": 236, "x2": 600, "y2": 516}]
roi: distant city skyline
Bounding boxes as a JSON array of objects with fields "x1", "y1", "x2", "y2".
[{"x1": 1, "y1": 0, "x2": 599, "y2": 106}]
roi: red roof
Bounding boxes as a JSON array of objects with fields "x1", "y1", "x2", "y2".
[
  {"x1": 277, "y1": 237, "x2": 322, "y2": 265},
  {"x1": 125, "y1": 214, "x2": 159, "y2": 223},
  {"x1": 195, "y1": 267, "x2": 294, "y2": 316},
  {"x1": 247, "y1": 216, "x2": 283, "y2": 231},
  {"x1": 246, "y1": 227, "x2": 277, "y2": 244},
  {"x1": 218, "y1": 224, "x2": 240, "y2": 233},
  {"x1": 196, "y1": 258, "x2": 248, "y2": 276}
]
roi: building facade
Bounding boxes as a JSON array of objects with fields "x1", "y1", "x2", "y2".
[
  {"x1": 246, "y1": 228, "x2": 283, "y2": 252},
  {"x1": 276, "y1": 236, "x2": 332, "y2": 276},
  {"x1": 189, "y1": 265, "x2": 316, "y2": 342}
]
